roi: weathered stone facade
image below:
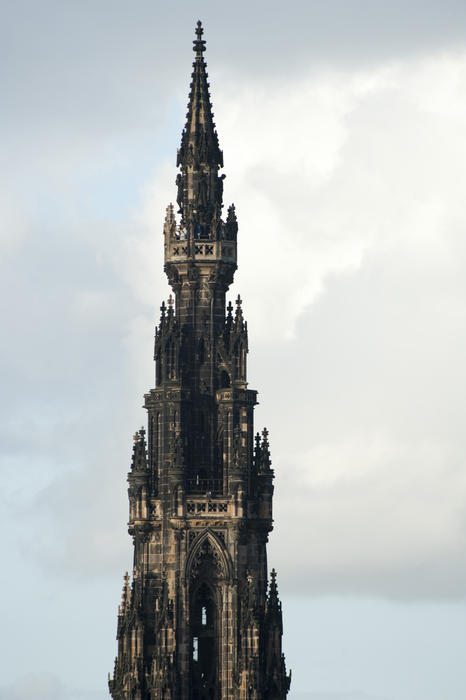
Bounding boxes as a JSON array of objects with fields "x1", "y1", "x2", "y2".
[{"x1": 108, "y1": 22, "x2": 290, "y2": 700}]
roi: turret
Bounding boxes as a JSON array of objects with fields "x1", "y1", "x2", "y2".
[{"x1": 128, "y1": 428, "x2": 150, "y2": 529}]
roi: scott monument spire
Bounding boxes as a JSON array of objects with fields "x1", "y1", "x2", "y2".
[{"x1": 108, "y1": 21, "x2": 291, "y2": 700}]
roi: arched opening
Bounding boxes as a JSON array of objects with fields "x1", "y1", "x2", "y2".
[
  {"x1": 190, "y1": 581, "x2": 218, "y2": 700},
  {"x1": 188, "y1": 535, "x2": 228, "y2": 700}
]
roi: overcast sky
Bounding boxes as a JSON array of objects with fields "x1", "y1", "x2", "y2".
[{"x1": 2, "y1": 2, "x2": 466, "y2": 699}]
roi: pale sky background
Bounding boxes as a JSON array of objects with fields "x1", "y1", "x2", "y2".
[{"x1": 2, "y1": 1, "x2": 466, "y2": 699}]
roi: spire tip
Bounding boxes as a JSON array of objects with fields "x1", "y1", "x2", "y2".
[{"x1": 193, "y1": 20, "x2": 206, "y2": 56}]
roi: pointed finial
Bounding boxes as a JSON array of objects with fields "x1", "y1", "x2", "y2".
[
  {"x1": 234, "y1": 295, "x2": 244, "y2": 326},
  {"x1": 267, "y1": 568, "x2": 282, "y2": 616},
  {"x1": 258, "y1": 427, "x2": 271, "y2": 472},
  {"x1": 165, "y1": 203, "x2": 175, "y2": 222},
  {"x1": 193, "y1": 20, "x2": 206, "y2": 56},
  {"x1": 225, "y1": 204, "x2": 238, "y2": 241},
  {"x1": 227, "y1": 300, "x2": 233, "y2": 317},
  {"x1": 160, "y1": 300, "x2": 166, "y2": 318},
  {"x1": 131, "y1": 427, "x2": 147, "y2": 471},
  {"x1": 168, "y1": 294, "x2": 174, "y2": 309},
  {"x1": 269, "y1": 568, "x2": 278, "y2": 598},
  {"x1": 164, "y1": 203, "x2": 176, "y2": 238},
  {"x1": 254, "y1": 432, "x2": 261, "y2": 465}
]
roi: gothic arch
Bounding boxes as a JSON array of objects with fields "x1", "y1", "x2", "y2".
[
  {"x1": 187, "y1": 530, "x2": 230, "y2": 700},
  {"x1": 185, "y1": 529, "x2": 232, "y2": 583}
]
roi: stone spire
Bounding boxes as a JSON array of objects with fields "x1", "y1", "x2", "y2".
[
  {"x1": 109, "y1": 22, "x2": 290, "y2": 700},
  {"x1": 176, "y1": 20, "x2": 225, "y2": 232}
]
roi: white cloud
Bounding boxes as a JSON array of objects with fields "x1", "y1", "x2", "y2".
[
  {"x1": 212, "y1": 51, "x2": 466, "y2": 338},
  {"x1": 210, "y1": 50, "x2": 466, "y2": 597}
]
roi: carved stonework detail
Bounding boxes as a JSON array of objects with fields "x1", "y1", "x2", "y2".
[{"x1": 189, "y1": 537, "x2": 224, "y2": 580}]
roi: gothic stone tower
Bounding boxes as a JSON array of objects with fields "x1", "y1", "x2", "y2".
[{"x1": 108, "y1": 22, "x2": 290, "y2": 700}]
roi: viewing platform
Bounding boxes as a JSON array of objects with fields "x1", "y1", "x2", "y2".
[{"x1": 165, "y1": 236, "x2": 236, "y2": 265}]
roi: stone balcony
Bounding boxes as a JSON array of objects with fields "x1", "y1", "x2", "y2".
[{"x1": 165, "y1": 237, "x2": 237, "y2": 265}]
